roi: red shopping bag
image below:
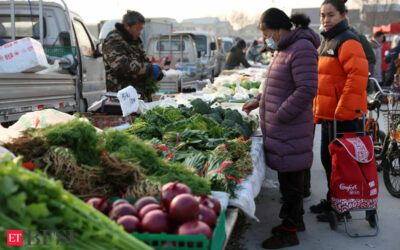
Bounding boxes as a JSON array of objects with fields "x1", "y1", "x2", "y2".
[{"x1": 329, "y1": 133, "x2": 379, "y2": 213}]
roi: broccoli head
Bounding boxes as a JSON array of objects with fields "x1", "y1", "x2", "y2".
[
  {"x1": 164, "y1": 107, "x2": 184, "y2": 123},
  {"x1": 191, "y1": 98, "x2": 211, "y2": 114},
  {"x1": 207, "y1": 112, "x2": 223, "y2": 124},
  {"x1": 178, "y1": 104, "x2": 192, "y2": 118},
  {"x1": 212, "y1": 106, "x2": 226, "y2": 120},
  {"x1": 224, "y1": 109, "x2": 243, "y2": 125}
]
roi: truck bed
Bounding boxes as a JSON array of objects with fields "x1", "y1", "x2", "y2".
[{"x1": 0, "y1": 73, "x2": 77, "y2": 123}]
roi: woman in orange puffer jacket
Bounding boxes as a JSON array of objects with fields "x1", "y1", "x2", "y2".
[{"x1": 310, "y1": 0, "x2": 368, "y2": 222}]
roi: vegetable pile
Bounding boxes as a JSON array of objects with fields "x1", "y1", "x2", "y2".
[
  {"x1": 0, "y1": 155, "x2": 151, "y2": 250},
  {"x1": 1, "y1": 120, "x2": 211, "y2": 200},
  {"x1": 123, "y1": 99, "x2": 255, "y2": 197},
  {"x1": 86, "y1": 181, "x2": 221, "y2": 244},
  {"x1": 127, "y1": 98, "x2": 255, "y2": 144}
]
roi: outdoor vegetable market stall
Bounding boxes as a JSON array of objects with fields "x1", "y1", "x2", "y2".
[{"x1": 0, "y1": 67, "x2": 268, "y2": 249}]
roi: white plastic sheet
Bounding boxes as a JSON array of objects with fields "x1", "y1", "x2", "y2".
[
  {"x1": 228, "y1": 136, "x2": 266, "y2": 221},
  {"x1": 0, "y1": 146, "x2": 16, "y2": 159},
  {"x1": 0, "y1": 109, "x2": 99, "y2": 144}
]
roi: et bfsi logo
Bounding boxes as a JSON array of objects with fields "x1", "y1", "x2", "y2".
[
  {"x1": 7, "y1": 230, "x2": 23, "y2": 246},
  {"x1": 6, "y1": 229, "x2": 74, "y2": 246}
]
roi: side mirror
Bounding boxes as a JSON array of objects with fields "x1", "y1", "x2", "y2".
[
  {"x1": 210, "y1": 42, "x2": 217, "y2": 51},
  {"x1": 93, "y1": 43, "x2": 103, "y2": 58}
]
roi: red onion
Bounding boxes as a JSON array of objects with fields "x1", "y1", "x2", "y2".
[
  {"x1": 109, "y1": 203, "x2": 137, "y2": 220},
  {"x1": 178, "y1": 220, "x2": 213, "y2": 239},
  {"x1": 134, "y1": 196, "x2": 159, "y2": 212},
  {"x1": 141, "y1": 210, "x2": 170, "y2": 234},
  {"x1": 112, "y1": 199, "x2": 130, "y2": 208},
  {"x1": 116, "y1": 215, "x2": 140, "y2": 233},
  {"x1": 138, "y1": 203, "x2": 161, "y2": 219},
  {"x1": 86, "y1": 197, "x2": 111, "y2": 214},
  {"x1": 160, "y1": 181, "x2": 192, "y2": 210},
  {"x1": 209, "y1": 196, "x2": 221, "y2": 215},
  {"x1": 169, "y1": 194, "x2": 199, "y2": 223},
  {"x1": 196, "y1": 194, "x2": 221, "y2": 215},
  {"x1": 198, "y1": 205, "x2": 217, "y2": 227}
]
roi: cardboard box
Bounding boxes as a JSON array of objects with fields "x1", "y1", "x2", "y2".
[{"x1": 0, "y1": 37, "x2": 49, "y2": 73}]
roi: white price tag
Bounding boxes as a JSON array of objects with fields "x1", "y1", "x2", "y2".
[{"x1": 117, "y1": 86, "x2": 139, "y2": 117}]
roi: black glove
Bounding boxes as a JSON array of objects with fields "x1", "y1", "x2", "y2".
[{"x1": 156, "y1": 70, "x2": 164, "y2": 81}]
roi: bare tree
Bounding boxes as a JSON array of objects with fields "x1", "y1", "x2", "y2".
[
  {"x1": 223, "y1": 11, "x2": 259, "y2": 30},
  {"x1": 357, "y1": 0, "x2": 400, "y2": 33}
]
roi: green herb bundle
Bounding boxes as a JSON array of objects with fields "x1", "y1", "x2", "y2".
[{"x1": 0, "y1": 155, "x2": 150, "y2": 250}]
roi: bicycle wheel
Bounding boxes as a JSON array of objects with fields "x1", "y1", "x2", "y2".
[{"x1": 382, "y1": 157, "x2": 400, "y2": 198}]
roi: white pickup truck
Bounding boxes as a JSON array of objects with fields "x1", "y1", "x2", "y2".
[{"x1": 0, "y1": 0, "x2": 106, "y2": 124}]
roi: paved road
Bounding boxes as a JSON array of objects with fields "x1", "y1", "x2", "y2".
[{"x1": 239, "y1": 123, "x2": 400, "y2": 250}]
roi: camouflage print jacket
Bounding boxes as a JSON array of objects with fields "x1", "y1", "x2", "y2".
[{"x1": 102, "y1": 23, "x2": 153, "y2": 99}]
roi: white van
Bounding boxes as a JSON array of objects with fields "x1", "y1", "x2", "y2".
[{"x1": 174, "y1": 31, "x2": 219, "y2": 78}]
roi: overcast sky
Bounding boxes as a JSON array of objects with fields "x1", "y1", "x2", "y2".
[{"x1": 65, "y1": 0, "x2": 331, "y2": 23}]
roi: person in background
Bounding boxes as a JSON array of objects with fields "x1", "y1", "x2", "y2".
[
  {"x1": 370, "y1": 31, "x2": 385, "y2": 83},
  {"x1": 102, "y1": 10, "x2": 163, "y2": 101},
  {"x1": 216, "y1": 38, "x2": 226, "y2": 73},
  {"x1": 347, "y1": 25, "x2": 374, "y2": 94},
  {"x1": 383, "y1": 40, "x2": 400, "y2": 87},
  {"x1": 246, "y1": 40, "x2": 260, "y2": 62},
  {"x1": 311, "y1": 0, "x2": 369, "y2": 223},
  {"x1": 382, "y1": 35, "x2": 391, "y2": 84},
  {"x1": 348, "y1": 25, "x2": 375, "y2": 76},
  {"x1": 243, "y1": 8, "x2": 319, "y2": 249},
  {"x1": 224, "y1": 39, "x2": 251, "y2": 69}
]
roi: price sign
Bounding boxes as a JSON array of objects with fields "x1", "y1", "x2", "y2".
[{"x1": 117, "y1": 86, "x2": 139, "y2": 117}]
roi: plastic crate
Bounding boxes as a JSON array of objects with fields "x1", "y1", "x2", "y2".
[
  {"x1": 133, "y1": 209, "x2": 226, "y2": 250},
  {"x1": 44, "y1": 46, "x2": 76, "y2": 57},
  {"x1": 159, "y1": 78, "x2": 181, "y2": 93},
  {"x1": 79, "y1": 112, "x2": 135, "y2": 129}
]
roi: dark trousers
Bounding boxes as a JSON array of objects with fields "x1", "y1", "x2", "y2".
[
  {"x1": 320, "y1": 119, "x2": 363, "y2": 201},
  {"x1": 278, "y1": 170, "x2": 305, "y2": 229},
  {"x1": 304, "y1": 168, "x2": 311, "y2": 193}
]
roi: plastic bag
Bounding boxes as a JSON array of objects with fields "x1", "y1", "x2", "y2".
[
  {"x1": 232, "y1": 85, "x2": 250, "y2": 100},
  {"x1": 117, "y1": 86, "x2": 139, "y2": 117}
]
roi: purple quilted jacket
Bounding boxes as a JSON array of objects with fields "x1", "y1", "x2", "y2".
[{"x1": 259, "y1": 28, "x2": 320, "y2": 172}]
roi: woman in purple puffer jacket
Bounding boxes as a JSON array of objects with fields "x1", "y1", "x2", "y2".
[{"x1": 242, "y1": 8, "x2": 320, "y2": 249}]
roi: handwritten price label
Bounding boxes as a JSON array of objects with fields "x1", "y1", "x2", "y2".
[{"x1": 117, "y1": 86, "x2": 139, "y2": 117}]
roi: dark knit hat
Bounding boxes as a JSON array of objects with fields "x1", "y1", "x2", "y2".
[{"x1": 237, "y1": 40, "x2": 246, "y2": 49}]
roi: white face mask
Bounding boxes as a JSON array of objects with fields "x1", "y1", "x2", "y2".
[{"x1": 265, "y1": 31, "x2": 278, "y2": 50}]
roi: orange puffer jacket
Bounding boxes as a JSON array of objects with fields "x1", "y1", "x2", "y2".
[{"x1": 314, "y1": 20, "x2": 368, "y2": 122}]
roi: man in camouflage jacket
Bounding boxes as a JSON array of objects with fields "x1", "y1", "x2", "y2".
[{"x1": 102, "y1": 11, "x2": 163, "y2": 101}]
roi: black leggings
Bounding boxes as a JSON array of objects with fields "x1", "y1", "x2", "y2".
[{"x1": 278, "y1": 169, "x2": 306, "y2": 229}]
